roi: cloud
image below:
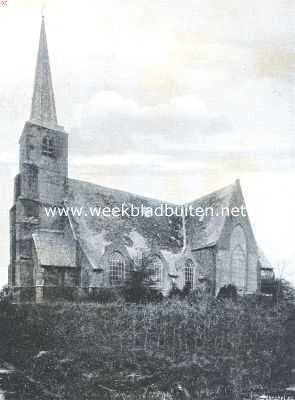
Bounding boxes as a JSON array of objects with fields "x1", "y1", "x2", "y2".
[
  {"x1": 70, "y1": 152, "x2": 208, "y2": 174},
  {"x1": 69, "y1": 90, "x2": 233, "y2": 156},
  {"x1": 255, "y1": 45, "x2": 294, "y2": 80},
  {"x1": 68, "y1": 84, "x2": 294, "y2": 176}
]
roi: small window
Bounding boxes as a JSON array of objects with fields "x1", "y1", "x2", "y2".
[
  {"x1": 42, "y1": 136, "x2": 55, "y2": 158},
  {"x1": 184, "y1": 259, "x2": 194, "y2": 289},
  {"x1": 109, "y1": 251, "x2": 125, "y2": 286},
  {"x1": 26, "y1": 164, "x2": 38, "y2": 195}
]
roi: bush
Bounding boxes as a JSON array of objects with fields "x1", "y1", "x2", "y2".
[
  {"x1": 122, "y1": 268, "x2": 163, "y2": 304},
  {"x1": 182, "y1": 282, "x2": 193, "y2": 298},
  {"x1": 217, "y1": 284, "x2": 238, "y2": 301},
  {"x1": 87, "y1": 287, "x2": 121, "y2": 303},
  {"x1": 168, "y1": 282, "x2": 193, "y2": 299},
  {"x1": 1, "y1": 282, "x2": 295, "y2": 399},
  {"x1": 168, "y1": 284, "x2": 183, "y2": 299}
]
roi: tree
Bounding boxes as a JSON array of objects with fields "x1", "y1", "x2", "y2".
[
  {"x1": 168, "y1": 281, "x2": 183, "y2": 299},
  {"x1": 122, "y1": 256, "x2": 163, "y2": 303},
  {"x1": 217, "y1": 284, "x2": 238, "y2": 302},
  {"x1": 273, "y1": 279, "x2": 295, "y2": 305}
]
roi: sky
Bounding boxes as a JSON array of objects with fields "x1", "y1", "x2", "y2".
[{"x1": 0, "y1": 0, "x2": 294, "y2": 287}]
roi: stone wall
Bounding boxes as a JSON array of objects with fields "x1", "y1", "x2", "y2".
[{"x1": 215, "y1": 184, "x2": 258, "y2": 294}]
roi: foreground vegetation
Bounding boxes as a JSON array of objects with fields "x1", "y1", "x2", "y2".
[{"x1": 0, "y1": 284, "x2": 295, "y2": 399}]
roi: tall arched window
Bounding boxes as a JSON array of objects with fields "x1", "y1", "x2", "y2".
[
  {"x1": 42, "y1": 136, "x2": 55, "y2": 158},
  {"x1": 109, "y1": 251, "x2": 125, "y2": 286},
  {"x1": 147, "y1": 255, "x2": 163, "y2": 287},
  {"x1": 230, "y1": 245, "x2": 246, "y2": 291},
  {"x1": 184, "y1": 259, "x2": 194, "y2": 289},
  {"x1": 229, "y1": 224, "x2": 247, "y2": 292}
]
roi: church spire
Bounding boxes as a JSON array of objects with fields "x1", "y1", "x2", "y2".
[{"x1": 30, "y1": 16, "x2": 58, "y2": 129}]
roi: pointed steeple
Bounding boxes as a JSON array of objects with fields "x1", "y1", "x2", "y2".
[{"x1": 30, "y1": 16, "x2": 59, "y2": 129}]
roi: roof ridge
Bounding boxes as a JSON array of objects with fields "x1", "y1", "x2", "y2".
[
  {"x1": 67, "y1": 177, "x2": 179, "y2": 206},
  {"x1": 185, "y1": 181, "x2": 236, "y2": 206}
]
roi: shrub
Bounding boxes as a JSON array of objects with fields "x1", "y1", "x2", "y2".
[
  {"x1": 217, "y1": 284, "x2": 238, "y2": 301},
  {"x1": 122, "y1": 267, "x2": 163, "y2": 304},
  {"x1": 168, "y1": 283, "x2": 183, "y2": 299},
  {"x1": 1, "y1": 295, "x2": 295, "y2": 398},
  {"x1": 182, "y1": 282, "x2": 192, "y2": 298},
  {"x1": 88, "y1": 287, "x2": 121, "y2": 303}
]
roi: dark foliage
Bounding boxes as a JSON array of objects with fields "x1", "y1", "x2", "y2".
[
  {"x1": 217, "y1": 284, "x2": 238, "y2": 301},
  {"x1": 168, "y1": 283, "x2": 183, "y2": 299},
  {"x1": 273, "y1": 278, "x2": 295, "y2": 305},
  {"x1": 87, "y1": 287, "x2": 121, "y2": 303},
  {"x1": 181, "y1": 282, "x2": 192, "y2": 298},
  {"x1": 121, "y1": 258, "x2": 164, "y2": 304},
  {"x1": 1, "y1": 280, "x2": 295, "y2": 399},
  {"x1": 168, "y1": 282, "x2": 192, "y2": 299}
]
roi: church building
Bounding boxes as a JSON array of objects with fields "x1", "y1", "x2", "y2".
[{"x1": 8, "y1": 18, "x2": 269, "y2": 302}]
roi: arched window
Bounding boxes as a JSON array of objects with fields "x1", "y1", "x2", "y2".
[
  {"x1": 184, "y1": 259, "x2": 194, "y2": 289},
  {"x1": 230, "y1": 245, "x2": 246, "y2": 291},
  {"x1": 229, "y1": 225, "x2": 247, "y2": 292},
  {"x1": 42, "y1": 136, "x2": 55, "y2": 158},
  {"x1": 109, "y1": 251, "x2": 125, "y2": 286},
  {"x1": 147, "y1": 255, "x2": 163, "y2": 287}
]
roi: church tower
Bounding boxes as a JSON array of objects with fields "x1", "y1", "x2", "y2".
[{"x1": 8, "y1": 17, "x2": 68, "y2": 301}]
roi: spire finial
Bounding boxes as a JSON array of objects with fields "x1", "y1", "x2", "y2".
[{"x1": 30, "y1": 14, "x2": 59, "y2": 129}]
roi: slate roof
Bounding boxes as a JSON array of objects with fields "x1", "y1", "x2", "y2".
[
  {"x1": 30, "y1": 16, "x2": 61, "y2": 130},
  {"x1": 66, "y1": 179, "x2": 183, "y2": 269},
  {"x1": 33, "y1": 179, "x2": 270, "y2": 272},
  {"x1": 184, "y1": 183, "x2": 236, "y2": 250},
  {"x1": 32, "y1": 230, "x2": 76, "y2": 267},
  {"x1": 28, "y1": 175, "x2": 272, "y2": 277},
  {"x1": 65, "y1": 179, "x2": 247, "y2": 269}
]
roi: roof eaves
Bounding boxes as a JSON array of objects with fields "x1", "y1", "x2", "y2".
[{"x1": 192, "y1": 242, "x2": 217, "y2": 251}]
